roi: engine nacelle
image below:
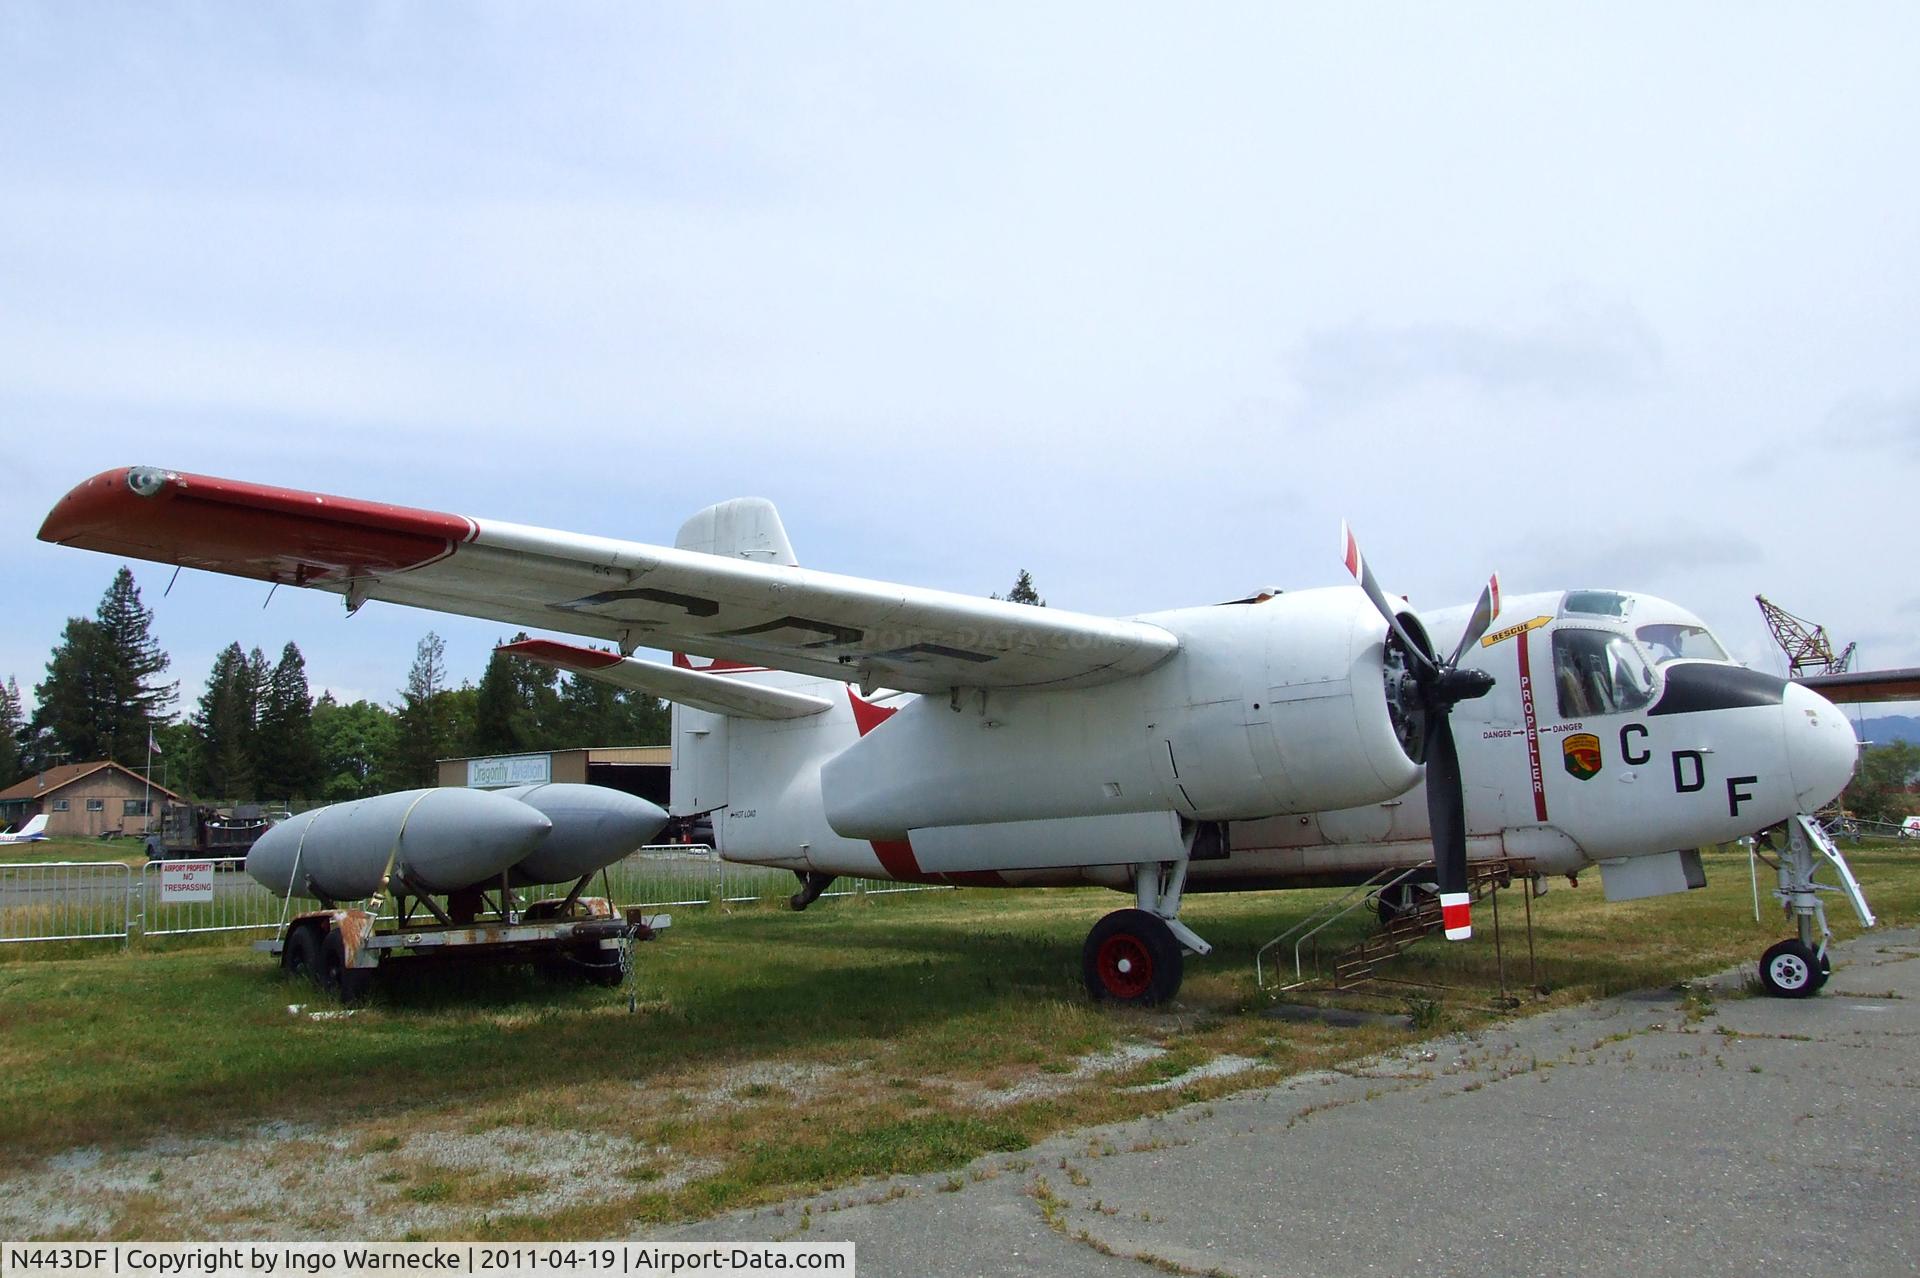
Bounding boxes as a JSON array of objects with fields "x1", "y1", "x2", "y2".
[{"x1": 821, "y1": 587, "x2": 1421, "y2": 841}]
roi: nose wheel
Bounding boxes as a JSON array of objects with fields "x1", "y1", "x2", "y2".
[
  {"x1": 1750, "y1": 815, "x2": 1872, "y2": 999},
  {"x1": 1083, "y1": 909, "x2": 1184, "y2": 1005},
  {"x1": 1758, "y1": 938, "x2": 1830, "y2": 998}
]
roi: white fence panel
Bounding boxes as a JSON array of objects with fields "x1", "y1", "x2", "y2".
[
  {"x1": 0, "y1": 861, "x2": 134, "y2": 945},
  {"x1": 2, "y1": 848, "x2": 955, "y2": 949},
  {"x1": 139, "y1": 857, "x2": 285, "y2": 937}
]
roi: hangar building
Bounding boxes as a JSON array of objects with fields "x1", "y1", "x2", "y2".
[{"x1": 436, "y1": 746, "x2": 670, "y2": 807}]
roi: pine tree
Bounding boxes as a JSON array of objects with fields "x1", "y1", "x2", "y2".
[
  {"x1": 93, "y1": 567, "x2": 176, "y2": 760},
  {"x1": 470, "y1": 634, "x2": 562, "y2": 756},
  {"x1": 255, "y1": 643, "x2": 318, "y2": 801},
  {"x1": 386, "y1": 632, "x2": 454, "y2": 787},
  {"x1": 29, "y1": 616, "x2": 117, "y2": 763},
  {"x1": 193, "y1": 643, "x2": 259, "y2": 799},
  {"x1": 992, "y1": 570, "x2": 1046, "y2": 607},
  {"x1": 0, "y1": 676, "x2": 24, "y2": 790},
  {"x1": 28, "y1": 569, "x2": 176, "y2": 767}
]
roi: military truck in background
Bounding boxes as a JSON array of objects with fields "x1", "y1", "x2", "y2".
[{"x1": 144, "y1": 802, "x2": 280, "y2": 867}]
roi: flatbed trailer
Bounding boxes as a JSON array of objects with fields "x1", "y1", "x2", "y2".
[{"x1": 255, "y1": 890, "x2": 668, "y2": 1003}]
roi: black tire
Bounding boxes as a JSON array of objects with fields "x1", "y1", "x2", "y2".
[
  {"x1": 570, "y1": 942, "x2": 626, "y2": 987},
  {"x1": 319, "y1": 927, "x2": 375, "y2": 1005},
  {"x1": 1812, "y1": 949, "x2": 1833, "y2": 991},
  {"x1": 284, "y1": 925, "x2": 323, "y2": 984},
  {"x1": 1759, "y1": 939, "x2": 1821, "y2": 999},
  {"x1": 1082, "y1": 909, "x2": 1184, "y2": 1006}
]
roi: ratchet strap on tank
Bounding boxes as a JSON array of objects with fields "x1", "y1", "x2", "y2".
[{"x1": 366, "y1": 789, "x2": 437, "y2": 915}]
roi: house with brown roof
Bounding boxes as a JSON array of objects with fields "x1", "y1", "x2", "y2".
[{"x1": 0, "y1": 761, "x2": 183, "y2": 839}]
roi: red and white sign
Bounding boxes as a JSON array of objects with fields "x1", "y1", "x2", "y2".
[{"x1": 161, "y1": 861, "x2": 216, "y2": 902}]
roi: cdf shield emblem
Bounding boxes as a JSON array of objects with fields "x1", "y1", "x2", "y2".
[{"x1": 1562, "y1": 732, "x2": 1603, "y2": 781}]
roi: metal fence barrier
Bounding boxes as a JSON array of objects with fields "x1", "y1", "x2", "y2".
[
  {"x1": 3, "y1": 846, "x2": 950, "y2": 949},
  {"x1": 139, "y1": 857, "x2": 294, "y2": 938},
  {"x1": 0, "y1": 861, "x2": 135, "y2": 945}
]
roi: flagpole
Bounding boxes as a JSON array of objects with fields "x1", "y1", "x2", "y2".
[{"x1": 144, "y1": 731, "x2": 154, "y2": 836}]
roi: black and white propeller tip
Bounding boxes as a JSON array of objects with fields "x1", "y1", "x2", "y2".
[{"x1": 1340, "y1": 522, "x2": 1501, "y2": 941}]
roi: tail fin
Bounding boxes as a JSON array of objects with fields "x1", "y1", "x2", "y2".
[
  {"x1": 19, "y1": 814, "x2": 47, "y2": 838},
  {"x1": 675, "y1": 498, "x2": 797, "y2": 566}
]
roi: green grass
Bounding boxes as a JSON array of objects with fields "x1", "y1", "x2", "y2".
[
  {"x1": 1, "y1": 840, "x2": 1915, "y2": 1239},
  {"x1": 0, "y1": 834, "x2": 150, "y2": 867}
]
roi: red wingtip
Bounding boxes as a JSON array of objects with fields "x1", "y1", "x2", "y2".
[
  {"x1": 498, "y1": 638, "x2": 624, "y2": 671},
  {"x1": 40, "y1": 466, "x2": 474, "y2": 585}
]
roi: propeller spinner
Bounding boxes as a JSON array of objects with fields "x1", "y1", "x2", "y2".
[{"x1": 1341, "y1": 523, "x2": 1500, "y2": 941}]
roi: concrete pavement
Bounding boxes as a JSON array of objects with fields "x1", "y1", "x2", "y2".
[{"x1": 660, "y1": 929, "x2": 1920, "y2": 1277}]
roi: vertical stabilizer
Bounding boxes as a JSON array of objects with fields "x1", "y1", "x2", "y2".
[{"x1": 675, "y1": 498, "x2": 798, "y2": 566}]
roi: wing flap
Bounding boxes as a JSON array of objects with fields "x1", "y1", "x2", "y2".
[{"x1": 501, "y1": 639, "x2": 832, "y2": 721}]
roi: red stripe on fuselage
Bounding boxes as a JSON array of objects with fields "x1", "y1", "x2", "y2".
[
  {"x1": 1517, "y1": 631, "x2": 1548, "y2": 821},
  {"x1": 38, "y1": 467, "x2": 474, "y2": 586},
  {"x1": 847, "y1": 689, "x2": 923, "y2": 877}
]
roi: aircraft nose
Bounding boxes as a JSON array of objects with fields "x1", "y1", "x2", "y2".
[{"x1": 1781, "y1": 682, "x2": 1860, "y2": 811}]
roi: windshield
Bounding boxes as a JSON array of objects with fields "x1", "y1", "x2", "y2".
[
  {"x1": 1636, "y1": 623, "x2": 1729, "y2": 665},
  {"x1": 1554, "y1": 629, "x2": 1657, "y2": 717}
]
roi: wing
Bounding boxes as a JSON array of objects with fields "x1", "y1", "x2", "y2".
[
  {"x1": 1793, "y1": 668, "x2": 1920, "y2": 705},
  {"x1": 500, "y1": 639, "x2": 833, "y2": 720},
  {"x1": 41, "y1": 466, "x2": 1179, "y2": 694}
]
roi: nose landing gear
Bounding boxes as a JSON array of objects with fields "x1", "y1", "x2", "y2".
[{"x1": 1751, "y1": 815, "x2": 1873, "y2": 998}]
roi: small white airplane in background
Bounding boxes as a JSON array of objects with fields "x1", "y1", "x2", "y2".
[
  {"x1": 39, "y1": 467, "x2": 1880, "y2": 1002},
  {"x1": 0, "y1": 815, "x2": 50, "y2": 844}
]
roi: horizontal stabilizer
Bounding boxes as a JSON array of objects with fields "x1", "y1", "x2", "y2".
[{"x1": 501, "y1": 639, "x2": 833, "y2": 721}]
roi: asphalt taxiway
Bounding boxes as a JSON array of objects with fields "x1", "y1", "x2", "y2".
[{"x1": 661, "y1": 928, "x2": 1920, "y2": 1277}]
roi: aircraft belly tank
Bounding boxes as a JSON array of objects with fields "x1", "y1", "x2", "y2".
[
  {"x1": 248, "y1": 788, "x2": 553, "y2": 900},
  {"x1": 497, "y1": 782, "x2": 669, "y2": 884}
]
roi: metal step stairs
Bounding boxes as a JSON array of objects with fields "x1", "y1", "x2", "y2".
[
  {"x1": 1328, "y1": 860, "x2": 1519, "y2": 989},
  {"x1": 1256, "y1": 858, "x2": 1534, "y2": 993}
]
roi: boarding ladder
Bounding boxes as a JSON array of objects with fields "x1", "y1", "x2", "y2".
[{"x1": 1256, "y1": 858, "x2": 1536, "y2": 994}]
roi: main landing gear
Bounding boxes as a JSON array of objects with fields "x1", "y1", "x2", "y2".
[
  {"x1": 1082, "y1": 858, "x2": 1211, "y2": 1006},
  {"x1": 1752, "y1": 814, "x2": 1874, "y2": 999}
]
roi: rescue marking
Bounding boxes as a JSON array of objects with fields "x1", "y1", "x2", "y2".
[{"x1": 1479, "y1": 614, "x2": 1552, "y2": 649}]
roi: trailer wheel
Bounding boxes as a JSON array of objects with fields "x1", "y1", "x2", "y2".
[
  {"x1": 284, "y1": 924, "x2": 324, "y2": 985},
  {"x1": 320, "y1": 927, "x2": 375, "y2": 1005}
]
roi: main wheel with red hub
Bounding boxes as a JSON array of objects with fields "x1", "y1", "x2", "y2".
[{"x1": 1082, "y1": 909, "x2": 1184, "y2": 1005}]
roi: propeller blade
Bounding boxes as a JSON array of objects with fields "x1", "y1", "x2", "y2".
[
  {"x1": 1423, "y1": 713, "x2": 1472, "y2": 941},
  {"x1": 1341, "y1": 522, "x2": 1436, "y2": 677},
  {"x1": 1445, "y1": 573, "x2": 1503, "y2": 668}
]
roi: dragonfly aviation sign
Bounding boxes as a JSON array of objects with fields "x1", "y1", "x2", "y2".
[
  {"x1": 467, "y1": 755, "x2": 554, "y2": 789},
  {"x1": 39, "y1": 466, "x2": 1878, "y2": 1004}
]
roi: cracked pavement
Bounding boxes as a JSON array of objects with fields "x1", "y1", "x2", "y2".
[{"x1": 654, "y1": 929, "x2": 1920, "y2": 1277}]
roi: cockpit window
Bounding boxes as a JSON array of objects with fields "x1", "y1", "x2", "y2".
[
  {"x1": 1561, "y1": 590, "x2": 1631, "y2": 619},
  {"x1": 1636, "y1": 623, "x2": 1729, "y2": 665},
  {"x1": 1553, "y1": 629, "x2": 1656, "y2": 717}
]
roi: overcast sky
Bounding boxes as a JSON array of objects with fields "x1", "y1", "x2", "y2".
[{"x1": 3, "y1": 3, "x2": 1916, "y2": 721}]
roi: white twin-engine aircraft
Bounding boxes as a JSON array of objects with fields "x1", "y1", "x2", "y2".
[{"x1": 40, "y1": 467, "x2": 1870, "y2": 1003}]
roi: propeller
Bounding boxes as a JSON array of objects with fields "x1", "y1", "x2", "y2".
[{"x1": 1341, "y1": 523, "x2": 1500, "y2": 941}]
